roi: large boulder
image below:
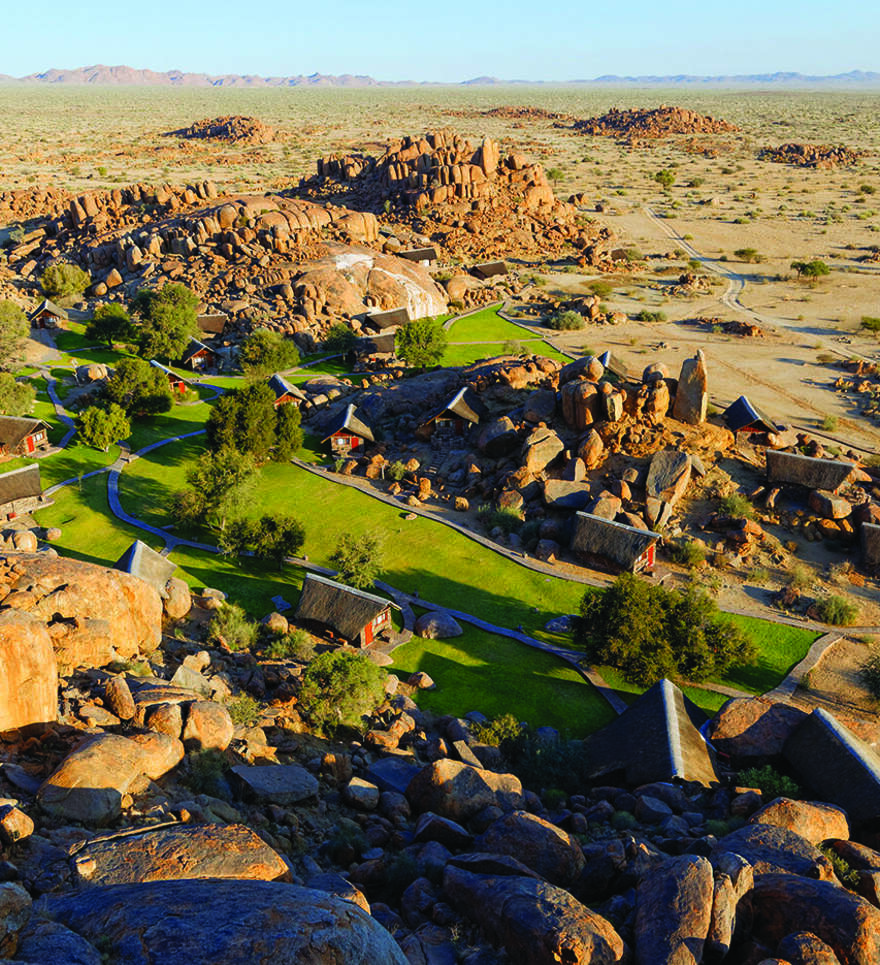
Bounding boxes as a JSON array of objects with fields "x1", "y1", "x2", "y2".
[
  {"x1": 0, "y1": 610, "x2": 57, "y2": 732},
  {"x1": 414, "y1": 611, "x2": 463, "y2": 639},
  {"x1": 713, "y1": 824, "x2": 834, "y2": 879},
  {"x1": 443, "y1": 866, "x2": 626, "y2": 965},
  {"x1": 0, "y1": 882, "x2": 31, "y2": 958},
  {"x1": 478, "y1": 416, "x2": 519, "y2": 457},
  {"x1": 70, "y1": 824, "x2": 289, "y2": 887},
  {"x1": 37, "y1": 732, "x2": 184, "y2": 824},
  {"x1": 708, "y1": 697, "x2": 808, "y2": 760},
  {"x1": 37, "y1": 879, "x2": 409, "y2": 965},
  {"x1": 543, "y1": 479, "x2": 591, "y2": 511},
  {"x1": 476, "y1": 811, "x2": 586, "y2": 887},
  {"x1": 521, "y1": 427, "x2": 564, "y2": 474},
  {"x1": 749, "y1": 798, "x2": 850, "y2": 845},
  {"x1": 560, "y1": 380, "x2": 599, "y2": 430},
  {"x1": 230, "y1": 764, "x2": 319, "y2": 805},
  {"x1": 14, "y1": 918, "x2": 102, "y2": 965},
  {"x1": 406, "y1": 760, "x2": 524, "y2": 822},
  {"x1": 672, "y1": 351, "x2": 708, "y2": 425}
]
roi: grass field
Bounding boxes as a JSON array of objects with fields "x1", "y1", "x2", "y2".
[{"x1": 444, "y1": 306, "x2": 569, "y2": 366}]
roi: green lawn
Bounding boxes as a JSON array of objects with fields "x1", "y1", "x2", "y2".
[
  {"x1": 117, "y1": 436, "x2": 205, "y2": 528},
  {"x1": 723, "y1": 615, "x2": 820, "y2": 693},
  {"x1": 391, "y1": 625, "x2": 616, "y2": 737},
  {"x1": 442, "y1": 341, "x2": 569, "y2": 367},
  {"x1": 447, "y1": 306, "x2": 527, "y2": 342},
  {"x1": 124, "y1": 396, "x2": 214, "y2": 452}
]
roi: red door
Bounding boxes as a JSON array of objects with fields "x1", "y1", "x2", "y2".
[
  {"x1": 26, "y1": 435, "x2": 35, "y2": 454},
  {"x1": 363, "y1": 622, "x2": 373, "y2": 647}
]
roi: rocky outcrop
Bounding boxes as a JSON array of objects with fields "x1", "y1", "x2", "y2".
[
  {"x1": 760, "y1": 143, "x2": 862, "y2": 168},
  {"x1": 168, "y1": 116, "x2": 275, "y2": 144},
  {"x1": 0, "y1": 610, "x2": 57, "y2": 732},
  {"x1": 749, "y1": 798, "x2": 850, "y2": 845},
  {"x1": 405, "y1": 760, "x2": 524, "y2": 821},
  {"x1": 573, "y1": 106, "x2": 738, "y2": 140}
]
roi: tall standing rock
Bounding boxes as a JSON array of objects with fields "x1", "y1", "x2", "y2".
[
  {"x1": 0, "y1": 611, "x2": 58, "y2": 732},
  {"x1": 673, "y1": 350, "x2": 709, "y2": 425}
]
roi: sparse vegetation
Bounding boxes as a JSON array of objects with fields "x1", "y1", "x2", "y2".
[
  {"x1": 718, "y1": 493, "x2": 755, "y2": 519},
  {"x1": 208, "y1": 603, "x2": 259, "y2": 652},
  {"x1": 545, "y1": 309, "x2": 584, "y2": 331},
  {"x1": 738, "y1": 764, "x2": 800, "y2": 800},
  {"x1": 298, "y1": 649, "x2": 387, "y2": 736},
  {"x1": 813, "y1": 594, "x2": 859, "y2": 626}
]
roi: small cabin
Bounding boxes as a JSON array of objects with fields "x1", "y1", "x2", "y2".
[
  {"x1": 196, "y1": 313, "x2": 229, "y2": 339},
  {"x1": 471, "y1": 261, "x2": 508, "y2": 280},
  {"x1": 365, "y1": 307, "x2": 410, "y2": 332},
  {"x1": 570, "y1": 512, "x2": 659, "y2": 573},
  {"x1": 724, "y1": 395, "x2": 776, "y2": 434},
  {"x1": 295, "y1": 572, "x2": 398, "y2": 648},
  {"x1": 29, "y1": 299, "x2": 68, "y2": 330},
  {"x1": 417, "y1": 386, "x2": 488, "y2": 443},
  {"x1": 397, "y1": 247, "x2": 438, "y2": 265},
  {"x1": 0, "y1": 464, "x2": 51, "y2": 520},
  {"x1": 348, "y1": 332, "x2": 396, "y2": 369},
  {"x1": 180, "y1": 337, "x2": 221, "y2": 372},
  {"x1": 267, "y1": 374, "x2": 307, "y2": 408},
  {"x1": 149, "y1": 360, "x2": 190, "y2": 394},
  {"x1": 766, "y1": 450, "x2": 857, "y2": 494},
  {"x1": 322, "y1": 404, "x2": 374, "y2": 456},
  {"x1": 0, "y1": 416, "x2": 51, "y2": 460}
]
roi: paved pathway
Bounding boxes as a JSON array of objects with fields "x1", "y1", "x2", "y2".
[{"x1": 764, "y1": 631, "x2": 843, "y2": 702}]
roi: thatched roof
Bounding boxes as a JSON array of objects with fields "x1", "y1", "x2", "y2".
[
  {"x1": 295, "y1": 573, "x2": 397, "y2": 642},
  {"x1": 472, "y1": 261, "x2": 508, "y2": 279},
  {"x1": 196, "y1": 313, "x2": 228, "y2": 336},
  {"x1": 863, "y1": 522, "x2": 880, "y2": 568},
  {"x1": 267, "y1": 374, "x2": 306, "y2": 403},
  {"x1": 783, "y1": 708, "x2": 880, "y2": 826},
  {"x1": 0, "y1": 464, "x2": 42, "y2": 505},
  {"x1": 30, "y1": 298, "x2": 68, "y2": 321},
  {"x1": 149, "y1": 360, "x2": 191, "y2": 384},
  {"x1": 180, "y1": 337, "x2": 217, "y2": 364},
  {"x1": 114, "y1": 540, "x2": 176, "y2": 597},
  {"x1": 322, "y1": 404, "x2": 374, "y2": 443},
  {"x1": 398, "y1": 247, "x2": 438, "y2": 263},
  {"x1": 423, "y1": 386, "x2": 489, "y2": 428},
  {"x1": 724, "y1": 395, "x2": 776, "y2": 433},
  {"x1": 570, "y1": 512, "x2": 658, "y2": 570},
  {"x1": 0, "y1": 416, "x2": 50, "y2": 451},
  {"x1": 582, "y1": 679, "x2": 719, "y2": 787},
  {"x1": 365, "y1": 307, "x2": 410, "y2": 331},
  {"x1": 351, "y1": 333, "x2": 396, "y2": 358},
  {"x1": 766, "y1": 450, "x2": 856, "y2": 492}
]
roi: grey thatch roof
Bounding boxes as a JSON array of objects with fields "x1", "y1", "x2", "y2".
[
  {"x1": 724, "y1": 395, "x2": 776, "y2": 433},
  {"x1": 766, "y1": 450, "x2": 856, "y2": 492},
  {"x1": 582, "y1": 679, "x2": 719, "y2": 787},
  {"x1": 863, "y1": 522, "x2": 880, "y2": 568},
  {"x1": 180, "y1": 337, "x2": 217, "y2": 364},
  {"x1": 397, "y1": 247, "x2": 438, "y2": 263},
  {"x1": 30, "y1": 298, "x2": 68, "y2": 321},
  {"x1": 472, "y1": 261, "x2": 508, "y2": 279},
  {"x1": 423, "y1": 386, "x2": 489, "y2": 428},
  {"x1": 267, "y1": 374, "x2": 306, "y2": 403},
  {"x1": 295, "y1": 572, "x2": 397, "y2": 641},
  {"x1": 0, "y1": 416, "x2": 50, "y2": 451},
  {"x1": 0, "y1": 464, "x2": 42, "y2": 505},
  {"x1": 352, "y1": 333, "x2": 396, "y2": 358},
  {"x1": 114, "y1": 540, "x2": 176, "y2": 597},
  {"x1": 196, "y1": 313, "x2": 228, "y2": 336},
  {"x1": 366, "y1": 307, "x2": 410, "y2": 331},
  {"x1": 570, "y1": 512, "x2": 658, "y2": 570},
  {"x1": 783, "y1": 708, "x2": 880, "y2": 826},
  {"x1": 322, "y1": 404, "x2": 375, "y2": 443}
]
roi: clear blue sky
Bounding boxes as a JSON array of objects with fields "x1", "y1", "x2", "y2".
[{"x1": 3, "y1": 0, "x2": 876, "y2": 81}]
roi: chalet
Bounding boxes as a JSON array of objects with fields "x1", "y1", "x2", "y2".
[
  {"x1": 267, "y1": 374, "x2": 307, "y2": 408},
  {"x1": 416, "y1": 386, "x2": 488, "y2": 442},
  {"x1": 0, "y1": 416, "x2": 51, "y2": 460},
  {"x1": 570, "y1": 512, "x2": 659, "y2": 573},
  {"x1": 149, "y1": 360, "x2": 190, "y2": 395},
  {"x1": 397, "y1": 247, "x2": 438, "y2": 265},
  {"x1": 322, "y1": 404, "x2": 374, "y2": 455},
  {"x1": 295, "y1": 572, "x2": 398, "y2": 648},
  {"x1": 114, "y1": 539, "x2": 176, "y2": 598},
  {"x1": 29, "y1": 299, "x2": 68, "y2": 330},
  {"x1": 582, "y1": 679, "x2": 719, "y2": 787},
  {"x1": 196, "y1": 313, "x2": 228, "y2": 339},
  {"x1": 0, "y1": 464, "x2": 51, "y2": 520},
  {"x1": 180, "y1": 337, "x2": 221, "y2": 372},
  {"x1": 348, "y1": 333, "x2": 396, "y2": 368},
  {"x1": 724, "y1": 395, "x2": 776, "y2": 434},
  {"x1": 365, "y1": 307, "x2": 409, "y2": 332},
  {"x1": 766, "y1": 450, "x2": 857, "y2": 494},
  {"x1": 471, "y1": 261, "x2": 508, "y2": 280}
]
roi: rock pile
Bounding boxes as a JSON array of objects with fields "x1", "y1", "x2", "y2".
[
  {"x1": 167, "y1": 116, "x2": 276, "y2": 145},
  {"x1": 0, "y1": 185, "x2": 72, "y2": 225},
  {"x1": 759, "y1": 143, "x2": 862, "y2": 168},
  {"x1": 572, "y1": 105, "x2": 739, "y2": 141}
]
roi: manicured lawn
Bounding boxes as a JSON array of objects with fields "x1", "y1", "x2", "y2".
[
  {"x1": 447, "y1": 305, "x2": 526, "y2": 342},
  {"x1": 391, "y1": 626, "x2": 616, "y2": 737},
  {"x1": 442, "y1": 341, "x2": 569, "y2": 367},
  {"x1": 39, "y1": 441, "x2": 121, "y2": 488},
  {"x1": 118, "y1": 436, "x2": 205, "y2": 528},
  {"x1": 722, "y1": 615, "x2": 820, "y2": 693},
  {"x1": 124, "y1": 397, "x2": 214, "y2": 452}
]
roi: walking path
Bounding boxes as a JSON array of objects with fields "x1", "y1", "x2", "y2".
[{"x1": 764, "y1": 631, "x2": 843, "y2": 702}]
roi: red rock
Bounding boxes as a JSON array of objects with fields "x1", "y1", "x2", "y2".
[
  {"x1": 0, "y1": 610, "x2": 57, "y2": 732},
  {"x1": 749, "y1": 798, "x2": 849, "y2": 845}
]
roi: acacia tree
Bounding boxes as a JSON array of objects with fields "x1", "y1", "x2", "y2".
[
  {"x1": 173, "y1": 447, "x2": 257, "y2": 535},
  {"x1": 330, "y1": 532, "x2": 384, "y2": 590},
  {"x1": 221, "y1": 514, "x2": 305, "y2": 568},
  {"x1": 0, "y1": 372, "x2": 35, "y2": 416},
  {"x1": 239, "y1": 329, "x2": 299, "y2": 379},
  {"x1": 395, "y1": 317, "x2": 447, "y2": 368},
  {"x1": 0, "y1": 300, "x2": 29, "y2": 372},
  {"x1": 40, "y1": 263, "x2": 90, "y2": 299},
  {"x1": 86, "y1": 303, "x2": 133, "y2": 348},
  {"x1": 103, "y1": 357, "x2": 173, "y2": 416},
  {"x1": 78, "y1": 403, "x2": 131, "y2": 452},
  {"x1": 207, "y1": 383, "x2": 301, "y2": 463},
  {"x1": 133, "y1": 283, "x2": 198, "y2": 361}
]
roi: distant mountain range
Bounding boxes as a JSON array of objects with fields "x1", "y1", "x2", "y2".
[{"x1": 1, "y1": 65, "x2": 879, "y2": 88}]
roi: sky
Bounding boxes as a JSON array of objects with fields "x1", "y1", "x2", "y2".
[{"x1": 1, "y1": 0, "x2": 877, "y2": 82}]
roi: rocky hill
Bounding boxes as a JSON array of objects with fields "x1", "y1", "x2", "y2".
[
  {"x1": 166, "y1": 116, "x2": 276, "y2": 145},
  {"x1": 759, "y1": 143, "x2": 863, "y2": 169},
  {"x1": 571, "y1": 105, "x2": 739, "y2": 141}
]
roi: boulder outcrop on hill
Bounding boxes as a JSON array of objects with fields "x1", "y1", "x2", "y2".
[
  {"x1": 759, "y1": 143, "x2": 862, "y2": 168},
  {"x1": 572, "y1": 105, "x2": 738, "y2": 140},
  {"x1": 167, "y1": 115, "x2": 276, "y2": 144}
]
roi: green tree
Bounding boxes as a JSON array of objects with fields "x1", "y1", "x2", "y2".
[
  {"x1": 103, "y1": 357, "x2": 173, "y2": 416},
  {"x1": 791, "y1": 260, "x2": 830, "y2": 279},
  {"x1": 86, "y1": 303, "x2": 133, "y2": 348},
  {"x1": 395, "y1": 317, "x2": 448, "y2": 368},
  {"x1": 133, "y1": 282, "x2": 198, "y2": 361},
  {"x1": 221, "y1": 514, "x2": 305, "y2": 568},
  {"x1": 330, "y1": 532, "x2": 384, "y2": 590},
  {"x1": 323, "y1": 323, "x2": 358, "y2": 355},
  {"x1": 298, "y1": 650, "x2": 386, "y2": 736},
  {"x1": 40, "y1": 263, "x2": 91, "y2": 299},
  {"x1": 0, "y1": 372, "x2": 36, "y2": 416},
  {"x1": 206, "y1": 382, "x2": 277, "y2": 462},
  {"x1": 654, "y1": 169, "x2": 675, "y2": 189},
  {"x1": 545, "y1": 309, "x2": 585, "y2": 331},
  {"x1": 239, "y1": 329, "x2": 299, "y2": 379},
  {"x1": 0, "y1": 300, "x2": 29, "y2": 372},
  {"x1": 274, "y1": 403, "x2": 303, "y2": 462},
  {"x1": 78, "y1": 403, "x2": 131, "y2": 452},
  {"x1": 173, "y1": 447, "x2": 257, "y2": 534}
]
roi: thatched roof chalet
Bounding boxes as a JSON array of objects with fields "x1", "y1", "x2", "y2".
[
  {"x1": 366, "y1": 307, "x2": 410, "y2": 331},
  {"x1": 180, "y1": 337, "x2": 219, "y2": 366},
  {"x1": 0, "y1": 416, "x2": 51, "y2": 456},
  {"x1": 149, "y1": 360, "x2": 191, "y2": 387},
  {"x1": 114, "y1": 540, "x2": 176, "y2": 598},
  {"x1": 724, "y1": 395, "x2": 776, "y2": 433},
  {"x1": 783, "y1": 708, "x2": 880, "y2": 826},
  {"x1": 295, "y1": 573, "x2": 398, "y2": 646},
  {"x1": 351, "y1": 333, "x2": 396, "y2": 360},
  {"x1": 397, "y1": 247, "x2": 438, "y2": 264},
  {"x1": 766, "y1": 450, "x2": 856, "y2": 493},
  {"x1": 196, "y1": 313, "x2": 228, "y2": 337},
  {"x1": 29, "y1": 298, "x2": 68, "y2": 323},
  {"x1": 570, "y1": 512, "x2": 658, "y2": 572},
  {"x1": 582, "y1": 679, "x2": 719, "y2": 787},
  {"x1": 322, "y1": 404, "x2": 374, "y2": 444},
  {"x1": 267, "y1": 374, "x2": 307, "y2": 406},
  {"x1": 0, "y1": 464, "x2": 42, "y2": 507},
  {"x1": 472, "y1": 261, "x2": 508, "y2": 279},
  {"x1": 423, "y1": 387, "x2": 488, "y2": 428}
]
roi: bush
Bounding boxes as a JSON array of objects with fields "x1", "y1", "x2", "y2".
[
  {"x1": 41, "y1": 262, "x2": 91, "y2": 299},
  {"x1": 0, "y1": 372, "x2": 36, "y2": 416},
  {"x1": 545, "y1": 309, "x2": 584, "y2": 331},
  {"x1": 503, "y1": 339, "x2": 523, "y2": 356},
  {"x1": 654, "y1": 169, "x2": 675, "y2": 188},
  {"x1": 861, "y1": 316, "x2": 880, "y2": 333},
  {"x1": 298, "y1": 650, "x2": 386, "y2": 736},
  {"x1": 669, "y1": 540, "x2": 707, "y2": 566},
  {"x1": 186, "y1": 749, "x2": 228, "y2": 794},
  {"x1": 478, "y1": 504, "x2": 523, "y2": 535},
  {"x1": 386, "y1": 460, "x2": 408, "y2": 482},
  {"x1": 263, "y1": 628, "x2": 315, "y2": 662},
  {"x1": 791, "y1": 259, "x2": 830, "y2": 280},
  {"x1": 239, "y1": 329, "x2": 299, "y2": 378},
  {"x1": 818, "y1": 844, "x2": 860, "y2": 890},
  {"x1": 227, "y1": 694, "x2": 261, "y2": 727},
  {"x1": 0, "y1": 300, "x2": 29, "y2": 372},
  {"x1": 330, "y1": 532, "x2": 384, "y2": 590},
  {"x1": 395, "y1": 317, "x2": 447, "y2": 367},
  {"x1": 634, "y1": 310, "x2": 667, "y2": 322},
  {"x1": 718, "y1": 493, "x2": 755, "y2": 519},
  {"x1": 738, "y1": 764, "x2": 800, "y2": 800},
  {"x1": 470, "y1": 713, "x2": 524, "y2": 747},
  {"x1": 588, "y1": 281, "x2": 613, "y2": 298},
  {"x1": 733, "y1": 248, "x2": 764, "y2": 264},
  {"x1": 859, "y1": 647, "x2": 880, "y2": 700},
  {"x1": 813, "y1": 594, "x2": 859, "y2": 626},
  {"x1": 207, "y1": 603, "x2": 258, "y2": 651},
  {"x1": 323, "y1": 323, "x2": 357, "y2": 354},
  {"x1": 820, "y1": 415, "x2": 838, "y2": 432}
]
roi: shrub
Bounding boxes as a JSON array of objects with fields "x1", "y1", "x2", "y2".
[
  {"x1": 718, "y1": 493, "x2": 755, "y2": 519},
  {"x1": 503, "y1": 339, "x2": 523, "y2": 356},
  {"x1": 818, "y1": 845, "x2": 860, "y2": 890},
  {"x1": 611, "y1": 811, "x2": 638, "y2": 831},
  {"x1": 588, "y1": 281, "x2": 613, "y2": 298},
  {"x1": 820, "y1": 415, "x2": 838, "y2": 432},
  {"x1": 386, "y1": 460, "x2": 408, "y2": 482},
  {"x1": 813, "y1": 594, "x2": 859, "y2": 626},
  {"x1": 263, "y1": 628, "x2": 315, "y2": 662},
  {"x1": 471, "y1": 713, "x2": 524, "y2": 748},
  {"x1": 787, "y1": 564, "x2": 812, "y2": 591},
  {"x1": 396, "y1": 316, "x2": 447, "y2": 367},
  {"x1": 323, "y1": 323, "x2": 357, "y2": 354},
  {"x1": 859, "y1": 648, "x2": 880, "y2": 700},
  {"x1": 738, "y1": 764, "x2": 800, "y2": 800},
  {"x1": 545, "y1": 309, "x2": 584, "y2": 331},
  {"x1": 733, "y1": 248, "x2": 764, "y2": 263},
  {"x1": 239, "y1": 329, "x2": 299, "y2": 378},
  {"x1": 41, "y1": 262, "x2": 91, "y2": 299},
  {"x1": 478, "y1": 504, "x2": 523, "y2": 535},
  {"x1": 791, "y1": 260, "x2": 830, "y2": 279},
  {"x1": 298, "y1": 650, "x2": 386, "y2": 736},
  {"x1": 861, "y1": 316, "x2": 880, "y2": 333},
  {"x1": 669, "y1": 540, "x2": 707, "y2": 566},
  {"x1": 186, "y1": 749, "x2": 228, "y2": 794},
  {"x1": 207, "y1": 603, "x2": 258, "y2": 651},
  {"x1": 634, "y1": 310, "x2": 667, "y2": 322},
  {"x1": 227, "y1": 694, "x2": 261, "y2": 727},
  {"x1": 330, "y1": 532, "x2": 384, "y2": 590},
  {"x1": 654, "y1": 169, "x2": 675, "y2": 188}
]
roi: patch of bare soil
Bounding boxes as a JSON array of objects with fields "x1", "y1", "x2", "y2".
[{"x1": 793, "y1": 636, "x2": 880, "y2": 725}]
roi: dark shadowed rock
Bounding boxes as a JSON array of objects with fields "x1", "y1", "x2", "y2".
[
  {"x1": 414, "y1": 812, "x2": 473, "y2": 851},
  {"x1": 0, "y1": 882, "x2": 31, "y2": 958},
  {"x1": 475, "y1": 811, "x2": 585, "y2": 887},
  {"x1": 443, "y1": 866, "x2": 626, "y2": 965},
  {"x1": 749, "y1": 798, "x2": 849, "y2": 845},
  {"x1": 406, "y1": 760, "x2": 523, "y2": 822},
  {"x1": 714, "y1": 824, "x2": 834, "y2": 879},
  {"x1": 38, "y1": 879, "x2": 408, "y2": 964},
  {"x1": 708, "y1": 697, "x2": 807, "y2": 760},
  {"x1": 777, "y1": 931, "x2": 842, "y2": 965},
  {"x1": 543, "y1": 478, "x2": 592, "y2": 511},
  {"x1": 478, "y1": 417, "x2": 519, "y2": 457},
  {"x1": 14, "y1": 918, "x2": 102, "y2": 965},
  {"x1": 231, "y1": 764, "x2": 318, "y2": 805}
]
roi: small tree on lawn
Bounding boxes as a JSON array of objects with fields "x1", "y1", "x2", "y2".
[
  {"x1": 103, "y1": 357, "x2": 173, "y2": 416},
  {"x1": 78, "y1": 403, "x2": 131, "y2": 452},
  {"x1": 395, "y1": 317, "x2": 448, "y2": 368},
  {"x1": 0, "y1": 300, "x2": 29, "y2": 372},
  {"x1": 173, "y1": 447, "x2": 257, "y2": 535},
  {"x1": 274, "y1": 403, "x2": 303, "y2": 462},
  {"x1": 206, "y1": 382, "x2": 277, "y2": 462},
  {"x1": 323, "y1": 323, "x2": 357, "y2": 355},
  {"x1": 239, "y1": 329, "x2": 299, "y2": 379},
  {"x1": 86, "y1": 303, "x2": 134, "y2": 348},
  {"x1": 0, "y1": 372, "x2": 35, "y2": 416},
  {"x1": 220, "y1": 514, "x2": 305, "y2": 569},
  {"x1": 133, "y1": 282, "x2": 199, "y2": 361},
  {"x1": 330, "y1": 532, "x2": 384, "y2": 590}
]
